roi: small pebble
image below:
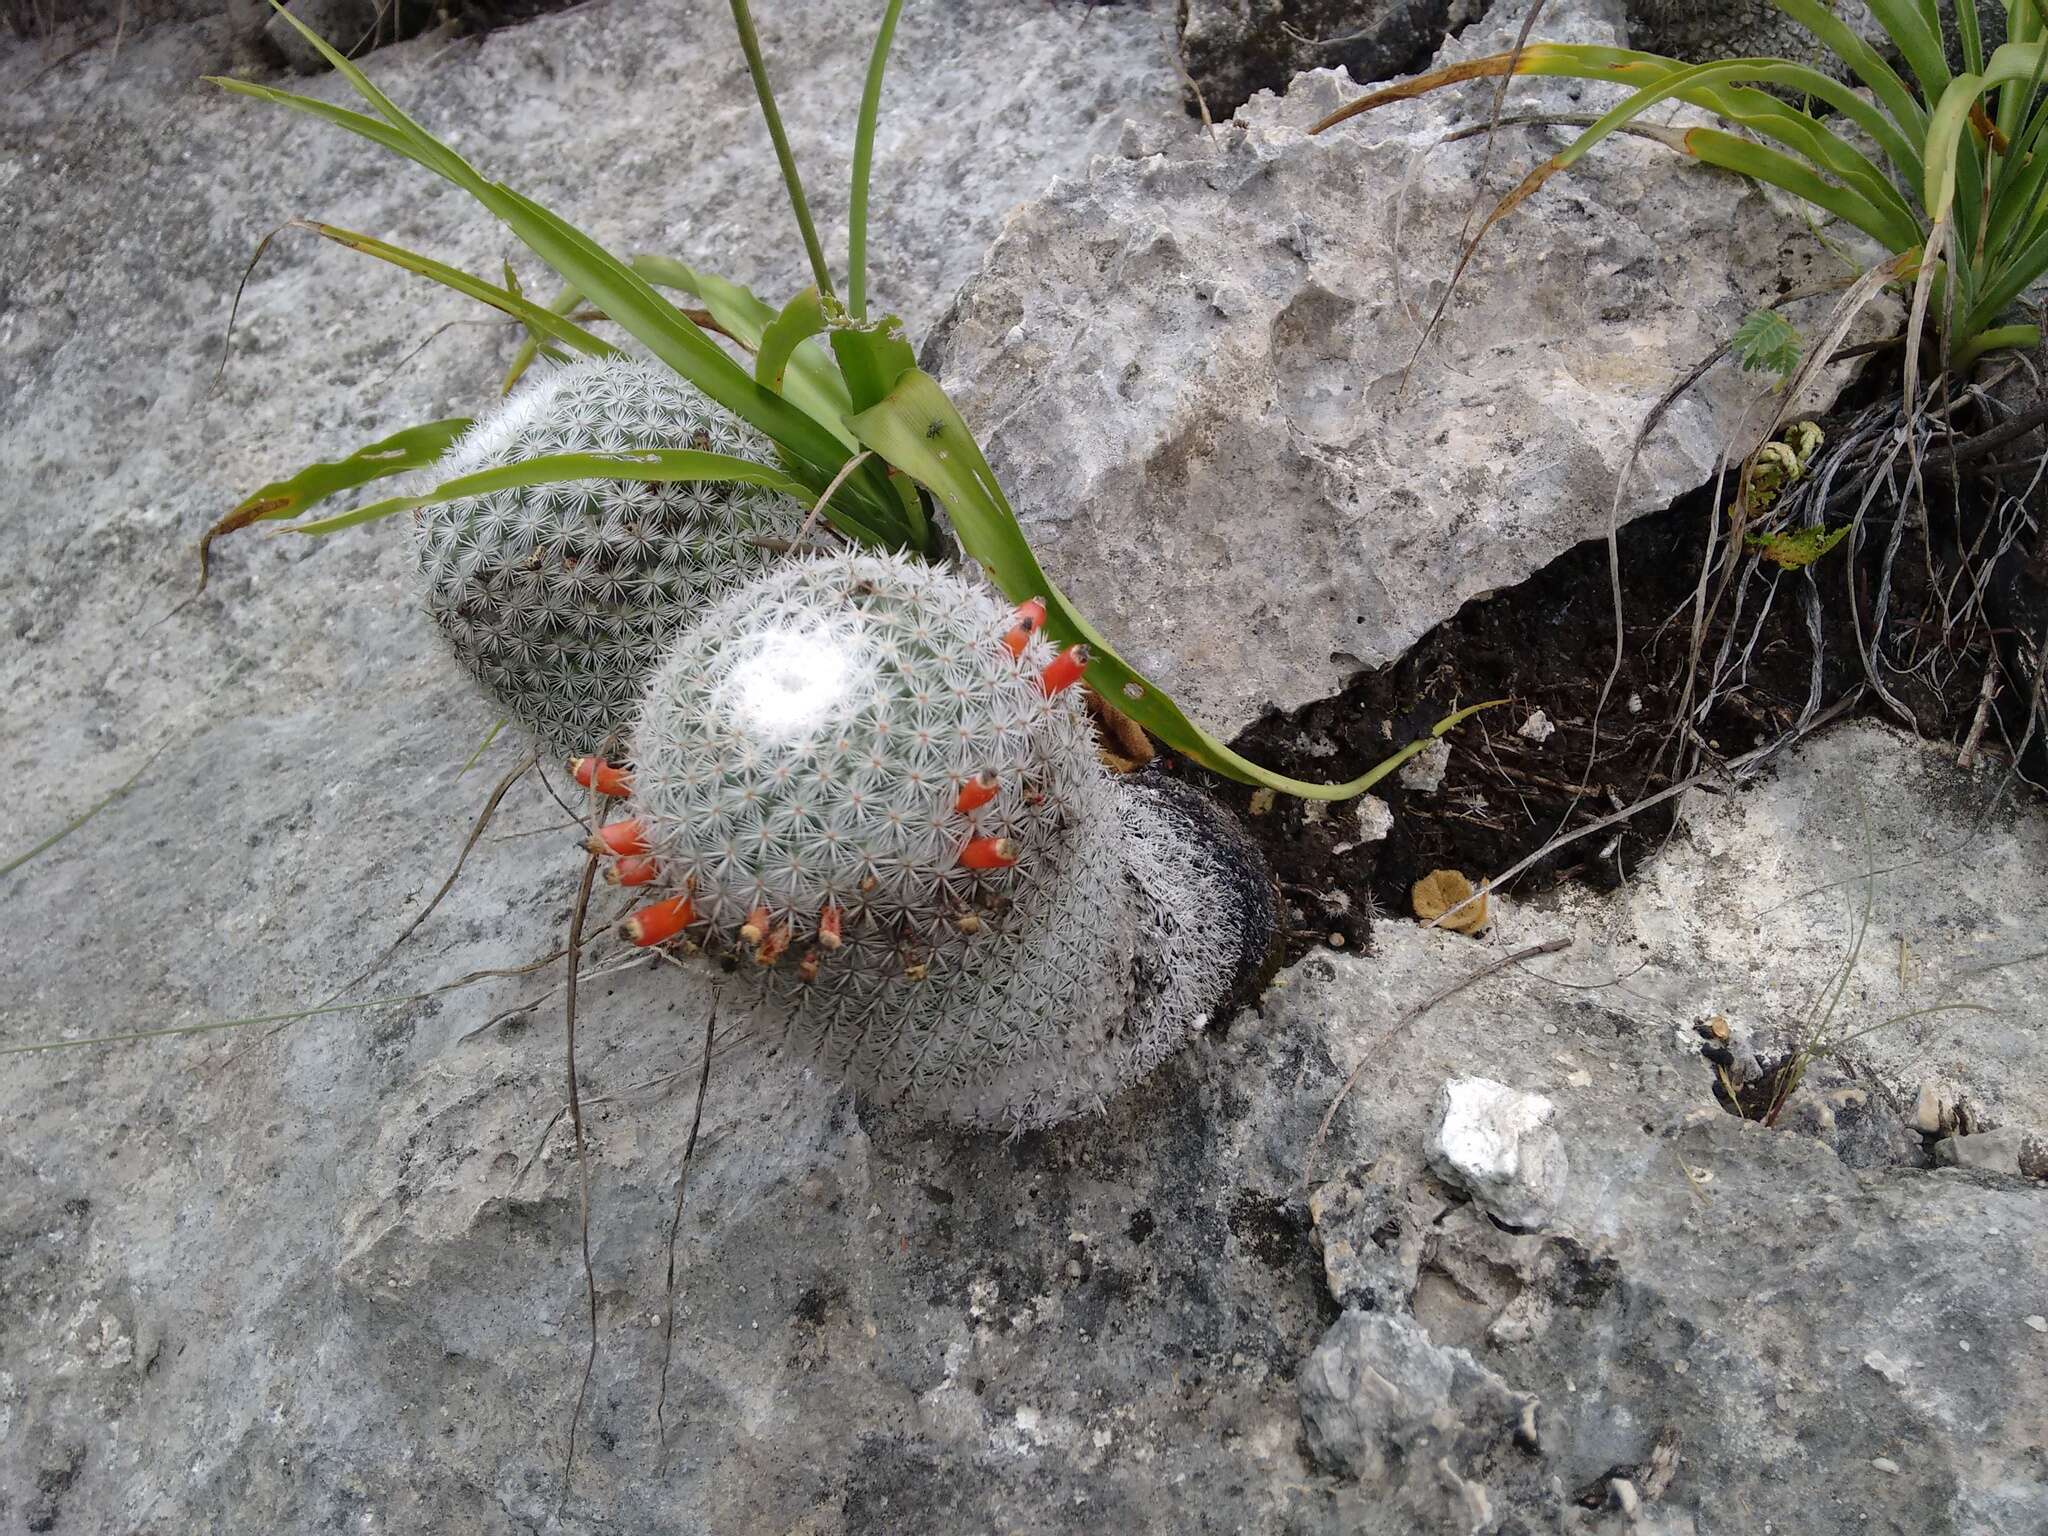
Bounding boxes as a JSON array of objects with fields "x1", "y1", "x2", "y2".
[
  {"x1": 2024, "y1": 1316, "x2": 2046, "y2": 1333},
  {"x1": 1872, "y1": 1457, "x2": 1901, "y2": 1475}
]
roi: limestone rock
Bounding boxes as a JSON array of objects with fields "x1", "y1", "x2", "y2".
[
  {"x1": 928, "y1": 0, "x2": 1882, "y2": 738},
  {"x1": 1298, "y1": 1309, "x2": 1541, "y2": 1519},
  {"x1": 1427, "y1": 1077, "x2": 1569, "y2": 1230}
]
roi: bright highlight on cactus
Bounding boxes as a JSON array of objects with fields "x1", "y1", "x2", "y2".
[
  {"x1": 411, "y1": 355, "x2": 807, "y2": 757},
  {"x1": 620, "y1": 549, "x2": 1277, "y2": 1131}
]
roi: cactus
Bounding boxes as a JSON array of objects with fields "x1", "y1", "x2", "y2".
[
  {"x1": 621, "y1": 550, "x2": 1277, "y2": 1131},
  {"x1": 411, "y1": 355, "x2": 807, "y2": 757}
]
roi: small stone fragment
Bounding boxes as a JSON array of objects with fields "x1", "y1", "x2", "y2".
[
  {"x1": 1397, "y1": 738, "x2": 1451, "y2": 793},
  {"x1": 1872, "y1": 1457, "x2": 1901, "y2": 1475},
  {"x1": 2024, "y1": 1316, "x2": 2046, "y2": 1334},
  {"x1": 1935, "y1": 1128, "x2": 2024, "y2": 1175},
  {"x1": 1427, "y1": 1078, "x2": 1568, "y2": 1231},
  {"x1": 1911, "y1": 1078, "x2": 1959, "y2": 1136},
  {"x1": 1517, "y1": 710, "x2": 1556, "y2": 744},
  {"x1": 1352, "y1": 794, "x2": 1394, "y2": 845},
  {"x1": 1412, "y1": 869, "x2": 1489, "y2": 934}
]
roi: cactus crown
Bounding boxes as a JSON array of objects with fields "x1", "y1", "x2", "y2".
[
  {"x1": 629, "y1": 550, "x2": 1252, "y2": 1130},
  {"x1": 412, "y1": 355, "x2": 805, "y2": 757}
]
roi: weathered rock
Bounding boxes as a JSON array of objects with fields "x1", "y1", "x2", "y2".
[
  {"x1": 1308, "y1": 1173, "x2": 1431, "y2": 1312},
  {"x1": 928, "y1": 0, "x2": 1883, "y2": 738},
  {"x1": 1935, "y1": 1126, "x2": 2048, "y2": 1178},
  {"x1": 1626, "y1": 0, "x2": 1892, "y2": 72},
  {"x1": 264, "y1": 0, "x2": 395, "y2": 71},
  {"x1": 1298, "y1": 1308, "x2": 1541, "y2": 1522},
  {"x1": 6, "y1": 2, "x2": 2047, "y2": 1531},
  {"x1": 1427, "y1": 1077, "x2": 1569, "y2": 1230},
  {"x1": 1175, "y1": 0, "x2": 1477, "y2": 120}
]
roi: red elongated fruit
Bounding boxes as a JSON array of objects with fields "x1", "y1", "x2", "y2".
[
  {"x1": 568, "y1": 756, "x2": 632, "y2": 797},
  {"x1": 624, "y1": 895, "x2": 695, "y2": 946},
  {"x1": 1001, "y1": 597, "x2": 1048, "y2": 657},
  {"x1": 816, "y1": 904, "x2": 845, "y2": 950},
  {"x1": 1038, "y1": 644, "x2": 1089, "y2": 696},
  {"x1": 588, "y1": 818, "x2": 650, "y2": 856},
  {"x1": 953, "y1": 772, "x2": 999, "y2": 814},
  {"x1": 959, "y1": 836, "x2": 1019, "y2": 871},
  {"x1": 739, "y1": 905, "x2": 772, "y2": 946},
  {"x1": 605, "y1": 854, "x2": 660, "y2": 887}
]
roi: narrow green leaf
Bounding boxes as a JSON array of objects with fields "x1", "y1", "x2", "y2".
[
  {"x1": 232, "y1": 8, "x2": 878, "y2": 511},
  {"x1": 278, "y1": 448, "x2": 812, "y2": 537},
  {"x1": 200, "y1": 417, "x2": 472, "y2": 585},
  {"x1": 1769, "y1": 0, "x2": 1927, "y2": 150},
  {"x1": 829, "y1": 318, "x2": 917, "y2": 413},
  {"x1": 1858, "y1": 0, "x2": 1953, "y2": 108},
  {"x1": 848, "y1": 370, "x2": 1500, "y2": 799},
  {"x1": 849, "y1": 0, "x2": 910, "y2": 320},
  {"x1": 2, "y1": 743, "x2": 169, "y2": 883},
  {"x1": 757, "y1": 286, "x2": 831, "y2": 391},
  {"x1": 299, "y1": 221, "x2": 618, "y2": 360},
  {"x1": 1683, "y1": 129, "x2": 1915, "y2": 252},
  {"x1": 458, "y1": 717, "x2": 508, "y2": 777},
  {"x1": 205, "y1": 76, "x2": 434, "y2": 169}
]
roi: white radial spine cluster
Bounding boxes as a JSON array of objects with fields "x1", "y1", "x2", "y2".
[
  {"x1": 411, "y1": 355, "x2": 806, "y2": 757},
  {"x1": 622, "y1": 549, "x2": 1265, "y2": 1131}
]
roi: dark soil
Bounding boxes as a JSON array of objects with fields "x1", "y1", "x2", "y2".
[{"x1": 1169, "y1": 429, "x2": 2042, "y2": 969}]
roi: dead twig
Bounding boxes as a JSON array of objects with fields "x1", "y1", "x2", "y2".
[
  {"x1": 657, "y1": 996, "x2": 720, "y2": 1457},
  {"x1": 558, "y1": 834, "x2": 607, "y2": 1510}
]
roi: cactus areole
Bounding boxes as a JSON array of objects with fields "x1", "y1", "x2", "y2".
[
  {"x1": 626, "y1": 551, "x2": 1278, "y2": 1131},
  {"x1": 411, "y1": 356, "x2": 807, "y2": 757}
]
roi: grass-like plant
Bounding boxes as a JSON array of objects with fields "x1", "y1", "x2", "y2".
[
  {"x1": 1314, "y1": 0, "x2": 2048, "y2": 379},
  {"x1": 204, "y1": 0, "x2": 1492, "y2": 801}
]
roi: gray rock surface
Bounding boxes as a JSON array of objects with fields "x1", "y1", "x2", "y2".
[
  {"x1": 928, "y1": 0, "x2": 1884, "y2": 738},
  {"x1": 1175, "y1": 0, "x2": 1478, "y2": 119},
  {"x1": 1426, "y1": 1076, "x2": 1569, "y2": 1229},
  {"x1": 1297, "y1": 1308, "x2": 1540, "y2": 1521},
  {"x1": 4, "y1": 1, "x2": 2046, "y2": 1532}
]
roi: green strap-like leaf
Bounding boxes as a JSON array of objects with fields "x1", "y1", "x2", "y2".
[
  {"x1": 277, "y1": 448, "x2": 812, "y2": 537},
  {"x1": 847, "y1": 370, "x2": 1499, "y2": 799},
  {"x1": 299, "y1": 221, "x2": 618, "y2": 359},
  {"x1": 848, "y1": 0, "x2": 909, "y2": 321},
  {"x1": 248, "y1": 2, "x2": 880, "y2": 517},
  {"x1": 757, "y1": 286, "x2": 831, "y2": 391},
  {"x1": 199, "y1": 417, "x2": 472, "y2": 585}
]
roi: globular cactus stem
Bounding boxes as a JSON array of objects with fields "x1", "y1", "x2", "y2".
[
  {"x1": 411, "y1": 355, "x2": 807, "y2": 758},
  {"x1": 614, "y1": 549, "x2": 1277, "y2": 1132}
]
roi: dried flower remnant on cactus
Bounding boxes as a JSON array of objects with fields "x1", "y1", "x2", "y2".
[
  {"x1": 622, "y1": 550, "x2": 1276, "y2": 1131},
  {"x1": 411, "y1": 355, "x2": 806, "y2": 757}
]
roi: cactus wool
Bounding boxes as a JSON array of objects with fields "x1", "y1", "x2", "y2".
[
  {"x1": 411, "y1": 355, "x2": 806, "y2": 757},
  {"x1": 621, "y1": 549, "x2": 1276, "y2": 1132}
]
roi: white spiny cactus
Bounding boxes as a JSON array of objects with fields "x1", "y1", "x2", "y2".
[
  {"x1": 624, "y1": 550, "x2": 1275, "y2": 1131},
  {"x1": 411, "y1": 355, "x2": 806, "y2": 757}
]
